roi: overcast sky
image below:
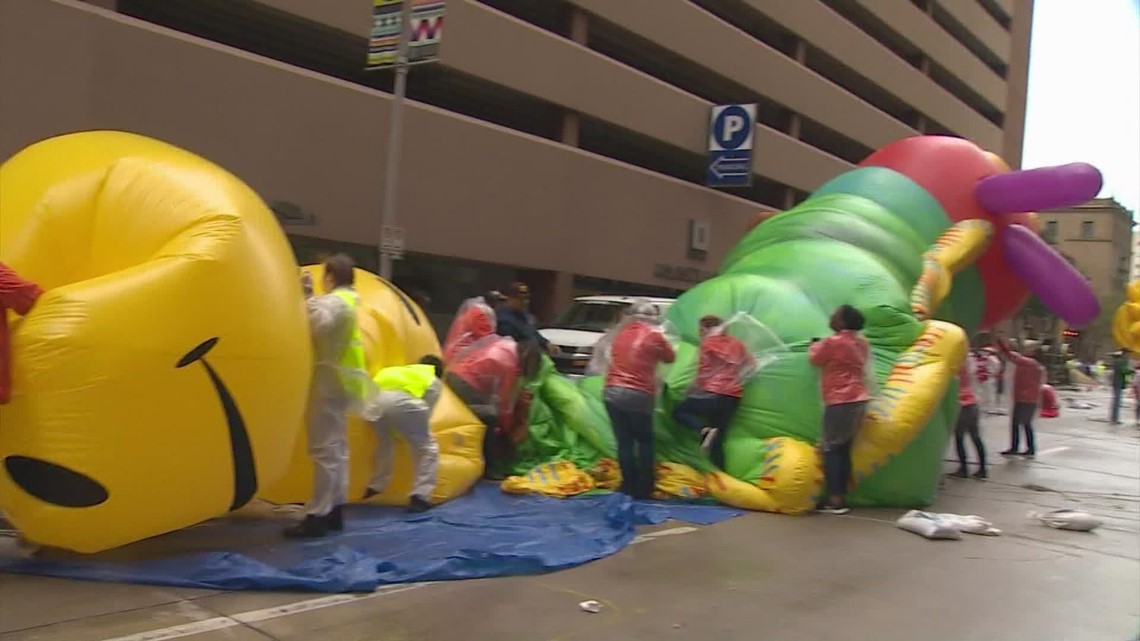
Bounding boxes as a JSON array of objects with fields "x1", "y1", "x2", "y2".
[{"x1": 1021, "y1": 0, "x2": 1140, "y2": 216}]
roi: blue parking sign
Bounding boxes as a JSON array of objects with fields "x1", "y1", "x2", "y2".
[{"x1": 707, "y1": 104, "x2": 756, "y2": 188}]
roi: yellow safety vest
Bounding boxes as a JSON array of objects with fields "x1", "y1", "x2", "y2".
[
  {"x1": 332, "y1": 288, "x2": 368, "y2": 401},
  {"x1": 372, "y1": 364, "x2": 436, "y2": 399}
]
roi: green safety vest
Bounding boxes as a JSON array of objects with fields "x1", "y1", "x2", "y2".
[
  {"x1": 331, "y1": 288, "x2": 368, "y2": 401},
  {"x1": 372, "y1": 364, "x2": 436, "y2": 399}
]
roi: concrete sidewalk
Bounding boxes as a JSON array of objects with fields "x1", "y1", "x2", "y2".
[{"x1": 1, "y1": 392, "x2": 1137, "y2": 641}]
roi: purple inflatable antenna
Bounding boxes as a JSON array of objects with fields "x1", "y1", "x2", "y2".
[{"x1": 975, "y1": 162, "x2": 1103, "y2": 214}]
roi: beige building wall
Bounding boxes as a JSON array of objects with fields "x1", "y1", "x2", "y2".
[
  {"x1": 2, "y1": 0, "x2": 1037, "y2": 323},
  {"x1": 1038, "y1": 199, "x2": 1134, "y2": 302}
]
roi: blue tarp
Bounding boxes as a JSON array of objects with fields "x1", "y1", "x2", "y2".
[{"x1": 0, "y1": 484, "x2": 741, "y2": 593}]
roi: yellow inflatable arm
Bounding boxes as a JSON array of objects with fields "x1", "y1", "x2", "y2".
[
  {"x1": 1113, "y1": 280, "x2": 1140, "y2": 351},
  {"x1": 910, "y1": 220, "x2": 994, "y2": 320},
  {"x1": 257, "y1": 267, "x2": 485, "y2": 507},
  {"x1": 0, "y1": 131, "x2": 310, "y2": 554}
]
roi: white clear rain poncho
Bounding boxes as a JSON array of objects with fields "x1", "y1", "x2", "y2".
[
  {"x1": 587, "y1": 300, "x2": 678, "y2": 393},
  {"x1": 446, "y1": 334, "x2": 523, "y2": 422},
  {"x1": 693, "y1": 312, "x2": 789, "y2": 394},
  {"x1": 442, "y1": 296, "x2": 497, "y2": 362}
]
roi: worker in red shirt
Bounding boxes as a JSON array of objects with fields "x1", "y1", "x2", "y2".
[
  {"x1": 603, "y1": 302, "x2": 676, "y2": 499},
  {"x1": 0, "y1": 262, "x2": 43, "y2": 405},
  {"x1": 442, "y1": 291, "x2": 503, "y2": 362},
  {"x1": 808, "y1": 305, "x2": 872, "y2": 515},
  {"x1": 672, "y1": 315, "x2": 756, "y2": 469},
  {"x1": 996, "y1": 337, "x2": 1044, "y2": 458},
  {"x1": 445, "y1": 336, "x2": 541, "y2": 476},
  {"x1": 950, "y1": 362, "x2": 987, "y2": 479}
]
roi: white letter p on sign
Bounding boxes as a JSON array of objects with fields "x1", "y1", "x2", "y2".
[{"x1": 722, "y1": 115, "x2": 745, "y2": 143}]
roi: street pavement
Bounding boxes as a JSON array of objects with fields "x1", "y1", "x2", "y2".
[{"x1": 1, "y1": 389, "x2": 1137, "y2": 641}]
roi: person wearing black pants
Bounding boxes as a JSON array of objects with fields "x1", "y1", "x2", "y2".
[
  {"x1": 604, "y1": 386, "x2": 657, "y2": 498},
  {"x1": 997, "y1": 337, "x2": 1043, "y2": 458},
  {"x1": 672, "y1": 314, "x2": 755, "y2": 469},
  {"x1": 601, "y1": 302, "x2": 676, "y2": 499},
  {"x1": 951, "y1": 362, "x2": 987, "y2": 478},
  {"x1": 808, "y1": 305, "x2": 873, "y2": 515}
]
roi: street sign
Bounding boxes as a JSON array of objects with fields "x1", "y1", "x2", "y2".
[
  {"x1": 706, "y1": 103, "x2": 757, "y2": 188},
  {"x1": 381, "y1": 225, "x2": 405, "y2": 260},
  {"x1": 367, "y1": 0, "x2": 446, "y2": 70}
]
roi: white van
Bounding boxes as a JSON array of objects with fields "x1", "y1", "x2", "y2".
[{"x1": 539, "y1": 295, "x2": 675, "y2": 377}]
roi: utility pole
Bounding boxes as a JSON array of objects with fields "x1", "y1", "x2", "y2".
[{"x1": 379, "y1": 0, "x2": 414, "y2": 281}]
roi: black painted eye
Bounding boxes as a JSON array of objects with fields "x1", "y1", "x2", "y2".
[
  {"x1": 4, "y1": 455, "x2": 109, "y2": 508},
  {"x1": 176, "y1": 337, "x2": 219, "y2": 368}
]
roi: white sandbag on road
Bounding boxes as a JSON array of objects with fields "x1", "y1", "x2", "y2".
[{"x1": 896, "y1": 510, "x2": 1002, "y2": 540}]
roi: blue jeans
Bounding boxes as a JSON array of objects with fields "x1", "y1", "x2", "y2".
[
  {"x1": 823, "y1": 441, "x2": 853, "y2": 501},
  {"x1": 604, "y1": 387, "x2": 656, "y2": 499},
  {"x1": 672, "y1": 392, "x2": 740, "y2": 469}
]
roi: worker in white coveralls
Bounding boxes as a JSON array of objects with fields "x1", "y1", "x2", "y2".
[
  {"x1": 361, "y1": 356, "x2": 444, "y2": 513},
  {"x1": 285, "y1": 254, "x2": 369, "y2": 539}
]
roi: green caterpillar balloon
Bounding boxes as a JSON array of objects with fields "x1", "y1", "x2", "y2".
[
  {"x1": 656, "y1": 135, "x2": 1102, "y2": 512},
  {"x1": 510, "y1": 136, "x2": 1103, "y2": 513}
]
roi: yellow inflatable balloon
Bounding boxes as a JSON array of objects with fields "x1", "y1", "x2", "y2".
[
  {"x1": 1114, "y1": 280, "x2": 1140, "y2": 352},
  {"x1": 258, "y1": 266, "x2": 485, "y2": 507},
  {"x1": 0, "y1": 131, "x2": 311, "y2": 554}
]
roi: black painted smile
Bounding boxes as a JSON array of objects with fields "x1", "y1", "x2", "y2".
[{"x1": 4, "y1": 336, "x2": 255, "y2": 511}]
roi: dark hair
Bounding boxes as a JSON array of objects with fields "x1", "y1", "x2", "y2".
[
  {"x1": 483, "y1": 290, "x2": 504, "y2": 306},
  {"x1": 836, "y1": 305, "x2": 865, "y2": 331},
  {"x1": 323, "y1": 253, "x2": 355, "y2": 288},
  {"x1": 517, "y1": 339, "x2": 543, "y2": 379},
  {"x1": 699, "y1": 315, "x2": 723, "y2": 330},
  {"x1": 419, "y1": 354, "x2": 444, "y2": 378}
]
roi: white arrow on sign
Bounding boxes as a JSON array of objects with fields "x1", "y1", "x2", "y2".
[{"x1": 709, "y1": 154, "x2": 751, "y2": 179}]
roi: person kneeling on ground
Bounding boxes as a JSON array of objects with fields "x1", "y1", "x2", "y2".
[
  {"x1": 809, "y1": 305, "x2": 871, "y2": 515},
  {"x1": 361, "y1": 356, "x2": 445, "y2": 513},
  {"x1": 445, "y1": 337, "x2": 542, "y2": 478},
  {"x1": 603, "y1": 303, "x2": 676, "y2": 499},
  {"x1": 950, "y1": 361, "x2": 987, "y2": 479},
  {"x1": 672, "y1": 315, "x2": 755, "y2": 469}
]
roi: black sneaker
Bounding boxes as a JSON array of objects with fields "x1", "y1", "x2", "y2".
[
  {"x1": 818, "y1": 505, "x2": 850, "y2": 515},
  {"x1": 363, "y1": 488, "x2": 380, "y2": 500},
  {"x1": 972, "y1": 469, "x2": 988, "y2": 479},
  {"x1": 1019, "y1": 450, "x2": 1035, "y2": 458},
  {"x1": 1000, "y1": 449, "x2": 1019, "y2": 456},
  {"x1": 327, "y1": 505, "x2": 344, "y2": 532},
  {"x1": 283, "y1": 515, "x2": 329, "y2": 539},
  {"x1": 408, "y1": 495, "x2": 433, "y2": 513},
  {"x1": 949, "y1": 469, "x2": 969, "y2": 479}
]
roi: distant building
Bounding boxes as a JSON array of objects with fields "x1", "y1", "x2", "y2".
[
  {"x1": 1036, "y1": 197, "x2": 1134, "y2": 356},
  {"x1": 1132, "y1": 230, "x2": 1140, "y2": 282},
  {"x1": 1038, "y1": 198, "x2": 1134, "y2": 301}
]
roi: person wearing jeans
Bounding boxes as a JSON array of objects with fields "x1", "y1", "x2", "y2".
[
  {"x1": 672, "y1": 315, "x2": 755, "y2": 469},
  {"x1": 809, "y1": 305, "x2": 872, "y2": 515},
  {"x1": 997, "y1": 338, "x2": 1044, "y2": 458},
  {"x1": 603, "y1": 303, "x2": 675, "y2": 499},
  {"x1": 1110, "y1": 349, "x2": 1131, "y2": 424},
  {"x1": 951, "y1": 361, "x2": 987, "y2": 479}
]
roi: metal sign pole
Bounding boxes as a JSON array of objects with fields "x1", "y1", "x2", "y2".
[{"x1": 379, "y1": 0, "x2": 414, "y2": 281}]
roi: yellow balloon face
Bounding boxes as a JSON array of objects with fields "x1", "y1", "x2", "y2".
[
  {"x1": 0, "y1": 131, "x2": 311, "y2": 553},
  {"x1": 258, "y1": 268, "x2": 485, "y2": 506}
]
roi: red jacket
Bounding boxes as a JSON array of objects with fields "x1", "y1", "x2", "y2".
[
  {"x1": 604, "y1": 321, "x2": 676, "y2": 395},
  {"x1": 447, "y1": 337, "x2": 521, "y2": 433},
  {"x1": 1001, "y1": 347, "x2": 1045, "y2": 404},
  {"x1": 443, "y1": 301, "x2": 495, "y2": 362},
  {"x1": 695, "y1": 334, "x2": 755, "y2": 398},
  {"x1": 958, "y1": 362, "x2": 977, "y2": 407},
  {"x1": 809, "y1": 330, "x2": 871, "y2": 406},
  {"x1": 0, "y1": 262, "x2": 43, "y2": 404}
]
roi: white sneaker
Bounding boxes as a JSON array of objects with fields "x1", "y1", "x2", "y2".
[{"x1": 700, "y1": 428, "x2": 718, "y2": 454}]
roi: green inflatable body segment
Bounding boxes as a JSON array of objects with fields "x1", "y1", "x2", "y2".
[{"x1": 496, "y1": 142, "x2": 997, "y2": 510}]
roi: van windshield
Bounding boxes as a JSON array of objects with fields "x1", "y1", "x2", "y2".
[{"x1": 550, "y1": 301, "x2": 629, "y2": 332}]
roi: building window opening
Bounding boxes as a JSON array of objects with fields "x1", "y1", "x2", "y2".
[{"x1": 1080, "y1": 220, "x2": 1095, "y2": 239}]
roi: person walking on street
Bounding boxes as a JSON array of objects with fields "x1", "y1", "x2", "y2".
[
  {"x1": 285, "y1": 255, "x2": 369, "y2": 539},
  {"x1": 672, "y1": 315, "x2": 755, "y2": 469},
  {"x1": 603, "y1": 303, "x2": 676, "y2": 499},
  {"x1": 361, "y1": 357, "x2": 444, "y2": 513},
  {"x1": 950, "y1": 361, "x2": 987, "y2": 479},
  {"x1": 496, "y1": 282, "x2": 559, "y2": 356},
  {"x1": 996, "y1": 338, "x2": 1044, "y2": 458},
  {"x1": 809, "y1": 305, "x2": 872, "y2": 515},
  {"x1": 1110, "y1": 349, "x2": 1131, "y2": 425}
]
